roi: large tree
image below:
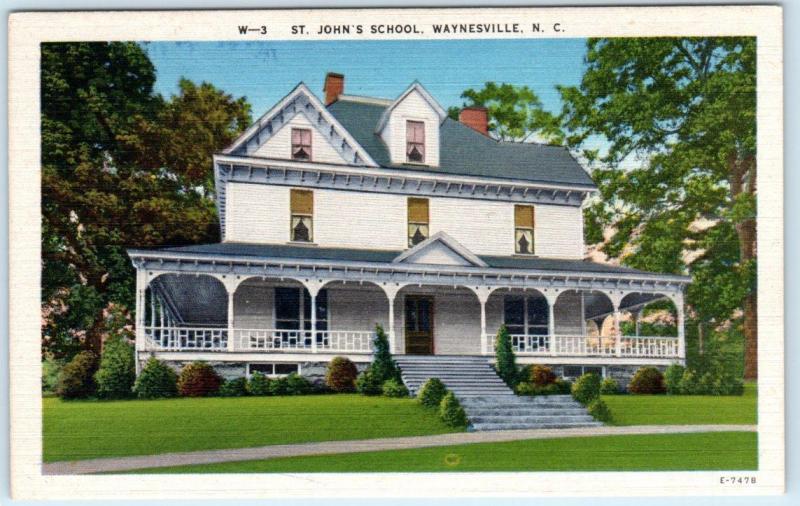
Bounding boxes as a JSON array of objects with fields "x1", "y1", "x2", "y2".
[
  {"x1": 558, "y1": 38, "x2": 757, "y2": 378},
  {"x1": 41, "y1": 42, "x2": 251, "y2": 355}
]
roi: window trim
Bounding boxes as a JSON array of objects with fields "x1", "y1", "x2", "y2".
[
  {"x1": 405, "y1": 120, "x2": 426, "y2": 164},
  {"x1": 291, "y1": 128, "x2": 312, "y2": 161},
  {"x1": 514, "y1": 204, "x2": 536, "y2": 255},
  {"x1": 290, "y1": 189, "x2": 314, "y2": 243}
]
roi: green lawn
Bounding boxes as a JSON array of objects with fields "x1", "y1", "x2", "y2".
[
  {"x1": 602, "y1": 382, "x2": 757, "y2": 426},
  {"x1": 128, "y1": 431, "x2": 757, "y2": 473},
  {"x1": 43, "y1": 394, "x2": 460, "y2": 462}
]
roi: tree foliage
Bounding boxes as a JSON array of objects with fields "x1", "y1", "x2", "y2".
[
  {"x1": 448, "y1": 81, "x2": 560, "y2": 142},
  {"x1": 555, "y1": 37, "x2": 757, "y2": 377},
  {"x1": 41, "y1": 42, "x2": 251, "y2": 355}
]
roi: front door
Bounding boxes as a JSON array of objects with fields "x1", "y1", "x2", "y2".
[{"x1": 405, "y1": 296, "x2": 434, "y2": 355}]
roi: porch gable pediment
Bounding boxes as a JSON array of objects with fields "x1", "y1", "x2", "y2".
[{"x1": 392, "y1": 231, "x2": 488, "y2": 268}]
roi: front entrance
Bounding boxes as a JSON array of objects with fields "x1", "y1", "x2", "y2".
[{"x1": 405, "y1": 295, "x2": 434, "y2": 355}]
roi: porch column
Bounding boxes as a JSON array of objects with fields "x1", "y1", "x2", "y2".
[
  {"x1": 134, "y1": 268, "x2": 147, "y2": 374},
  {"x1": 675, "y1": 292, "x2": 686, "y2": 360},
  {"x1": 221, "y1": 276, "x2": 239, "y2": 353},
  {"x1": 380, "y1": 284, "x2": 406, "y2": 354},
  {"x1": 543, "y1": 291, "x2": 559, "y2": 355},
  {"x1": 303, "y1": 280, "x2": 326, "y2": 354},
  {"x1": 634, "y1": 310, "x2": 641, "y2": 336},
  {"x1": 612, "y1": 296, "x2": 623, "y2": 357},
  {"x1": 470, "y1": 286, "x2": 496, "y2": 356}
]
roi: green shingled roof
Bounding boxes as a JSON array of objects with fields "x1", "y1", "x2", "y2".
[{"x1": 326, "y1": 98, "x2": 595, "y2": 187}]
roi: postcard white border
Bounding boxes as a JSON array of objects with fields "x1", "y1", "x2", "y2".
[{"x1": 8, "y1": 5, "x2": 784, "y2": 499}]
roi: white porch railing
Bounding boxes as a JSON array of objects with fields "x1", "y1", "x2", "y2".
[
  {"x1": 144, "y1": 326, "x2": 228, "y2": 351},
  {"x1": 484, "y1": 334, "x2": 679, "y2": 358},
  {"x1": 144, "y1": 326, "x2": 374, "y2": 354}
]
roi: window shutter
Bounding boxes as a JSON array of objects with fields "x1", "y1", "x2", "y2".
[
  {"x1": 408, "y1": 198, "x2": 429, "y2": 223},
  {"x1": 291, "y1": 189, "x2": 313, "y2": 215},
  {"x1": 515, "y1": 205, "x2": 534, "y2": 228}
]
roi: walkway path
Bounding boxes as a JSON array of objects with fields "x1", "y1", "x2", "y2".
[{"x1": 44, "y1": 424, "x2": 756, "y2": 475}]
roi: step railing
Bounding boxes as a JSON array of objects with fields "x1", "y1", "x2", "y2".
[{"x1": 483, "y1": 334, "x2": 679, "y2": 358}]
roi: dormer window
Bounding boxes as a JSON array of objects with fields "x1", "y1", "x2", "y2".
[
  {"x1": 515, "y1": 205, "x2": 535, "y2": 255},
  {"x1": 406, "y1": 120, "x2": 425, "y2": 163},
  {"x1": 291, "y1": 128, "x2": 312, "y2": 161}
]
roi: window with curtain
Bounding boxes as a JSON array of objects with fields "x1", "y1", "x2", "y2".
[
  {"x1": 291, "y1": 128, "x2": 312, "y2": 161},
  {"x1": 290, "y1": 189, "x2": 313, "y2": 242},
  {"x1": 406, "y1": 120, "x2": 425, "y2": 163},
  {"x1": 514, "y1": 205, "x2": 535, "y2": 254},
  {"x1": 407, "y1": 197, "x2": 429, "y2": 246}
]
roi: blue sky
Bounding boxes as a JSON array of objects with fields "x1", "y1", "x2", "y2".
[{"x1": 144, "y1": 39, "x2": 588, "y2": 117}]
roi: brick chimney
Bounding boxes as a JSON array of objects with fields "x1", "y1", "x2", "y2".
[
  {"x1": 323, "y1": 72, "x2": 344, "y2": 105},
  {"x1": 459, "y1": 106, "x2": 489, "y2": 136}
]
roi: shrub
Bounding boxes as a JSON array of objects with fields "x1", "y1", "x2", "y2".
[
  {"x1": 355, "y1": 369, "x2": 383, "y2": 395},
  {"x1": 94, "y1": 336, "x2": 136, "y2": 399},
  {"x1": 310, "y1": 380, "x2": 333, "y2": 395},
  {"x1": 628, "y1": 366, "x2": 666, "y2": 394},
  {"x1": 42, "y1": 355, "x2": 65, "y2": 394},
  {"x1": 382, "y1": 378, "x2": 409, "y2": 398},
  {"x1": 587, "y1": 398, "x2": 613, "y2": 423},
  {"x1": 531, "y1": 365, "x2": 557, "y2": 387},
  {"x1": 325, "y1": 357, "x2": 358, "y2": 392},
  {"x1": 664, "y1": 364, "x2": 685, "y2": 395},
  {"x1": 247, "y1": 372, "x2": 271, "y2": 396},
  {"x1": 494, "y1": 325, "x2": 518, "y2": 387},
  {"x1": 600, "y1": 377, "x2": 620, "y2": 395},
  {"x1": 285, "y1": 372, "x2": 312, "y2": 395},
  {"x1": 515, "y1": 382, "x2": 561, "y2": 396},
  {"x1": 517, "y1": 364, "x2": 533, "y2": 385},
  {"x1": 134, "y1": 357, "x2": 178, "y2": 399},
  {"x1": 554, "y1": 378, "x2": 573, "y2": 394},
  {"x1": 439, "y1": 392, "x2": 468, "y2": 427},
  {"x1": 219, "y1": 377, "x2": 249, "y2": 397},
  {"x1": 370, "y1": 324, "x2": 401, "y2": 383},
  {"x1": 571, "y1": 372, "x2": 601, "y2": 405},
  {"x1": 679, "y1": 369, "x2": 700, "y2": 394},
  {"x1": 55, "y1": 351, "x2": 98, "y2": 399},
  {"x1": 418, "y1": 378, "x2": 448, "y2": 408},
  {"x1": 269, "y1": 376, "x2": 289, "y2": 396},
  {"x1": 177, "y1": 362, "x2": 222, "y2": 397}
]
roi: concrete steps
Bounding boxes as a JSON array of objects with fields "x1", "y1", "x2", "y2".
[{"x1": 395, "y1": 356, "x2": 601, "y2": 431}]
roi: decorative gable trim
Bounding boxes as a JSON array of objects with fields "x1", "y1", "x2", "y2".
[
  {"x1": 223, "y1": 83, "x2": 378, "y2": 167},
  {"x1": 393, "y1": 231, "x2": 488, "y2": 267},
  {"x1": 375, "y1": 81, "x2": 448, "y2": 134}
]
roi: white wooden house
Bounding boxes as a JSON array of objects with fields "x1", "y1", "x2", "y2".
[{"x1": 128, "y1": 73, "x2": 690, "y2": 383}]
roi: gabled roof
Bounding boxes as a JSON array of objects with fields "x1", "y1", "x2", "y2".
[
  {"x1": 327, "y1": 98, "x2": 595, "y2": 188},
  {"x1": 375, "y1": 81, "x2": 448, "y2": 133},
  {"x1": 393, "y1": 231, "x2": 488, "y2": 267},
  {"x1": 223, "y1": 83, "x2": 378, "y2": 167}
]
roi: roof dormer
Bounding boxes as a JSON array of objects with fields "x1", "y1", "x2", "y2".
[{"x1": 376, "y1": 82, "x2": 447, "y2": 167}]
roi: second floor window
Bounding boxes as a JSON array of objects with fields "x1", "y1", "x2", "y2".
[
  {"x1": 406, "y1": 120, "x2": 425, "y2": 163},
  {"x1": 514, "y1": 205, "x2": 535, "y2": 254},
  {"x1": 291, "y1": 128, "x2": 312, "y2": 161},
  {"x1": 407, "y1": 197, "x2": 429, "y2": 247},
  {"x1": 290, "y1": 189, "x2": 313, "y2": 242}
]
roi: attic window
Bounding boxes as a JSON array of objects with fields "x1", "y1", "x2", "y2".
[
  {"x1": 407, "y1": 197, "x2": 429, "y2": 247},
  {"x1": 291, "y1": 128, "x2": 312, "y2": 161},
  {"x1": 406, "y1": 121, "x2": 425, "y2": 163},
  {"x1": 514, "y1": 205, "x2": 535, "y2": 255}
]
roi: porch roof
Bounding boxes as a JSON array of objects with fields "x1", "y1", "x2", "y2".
[{"x1": 130, "y1": 242, "x2": 690, "y2": 283}]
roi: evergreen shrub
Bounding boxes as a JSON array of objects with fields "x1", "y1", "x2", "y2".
[
  {"x1": 628, "y1": 367, "x2": 666, "y2": 394},
  {"x1": 247, "y1": 372, "x2": 271, "y2": 396},
  {"x1": 418, "y1": 378, "x2": 448, "y2": 408},
  {"x1": 325, "y1": 356, "x2": 358, "y2": 392},
  {"x1": 219, "y1": 377, "x2": 249, "y2": 397},
  {"x1": 94, "y1": 336, "x2": 136, "y2": 399},
  {"x1": 571, "y1": 372, "x2": 601, "y2": 405},
  {"x1": 134, "y1": 357, "x2": 178, "y2": 399},
  {"x1": 439, "y1": 392, "x2": 468, "y2": 427},
  {"x1": 177, "y1": 362, "x2": 222, "y2": 397},
  {"x1": 382, "y1": 378, "x2": 409, "y2": 398},
  {"x1": 55, "y1": 351, "x2": 98, "y2": 399}
]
